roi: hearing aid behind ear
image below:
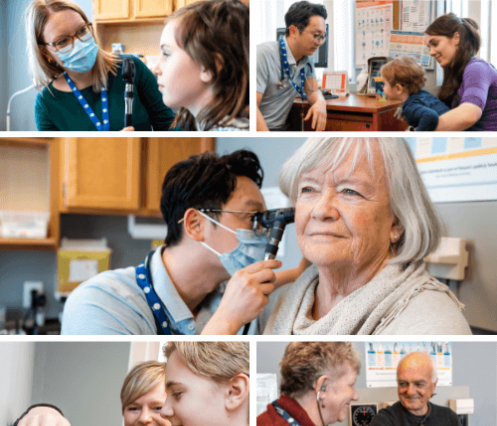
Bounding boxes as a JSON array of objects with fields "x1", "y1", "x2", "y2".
[{"x1": 321, "y1": 386, "x2": 326, "y2": 391}]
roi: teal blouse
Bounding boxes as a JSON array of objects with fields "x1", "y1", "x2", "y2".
[{"x1": 35, "y1": 56, "x2": 176, "y2": 131}]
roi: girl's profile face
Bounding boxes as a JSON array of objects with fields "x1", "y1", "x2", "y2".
[{"x1": 154, "y1": 20, "x2": 212, "y2": 114}]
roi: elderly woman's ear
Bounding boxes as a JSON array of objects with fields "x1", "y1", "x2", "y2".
[
  {"x1": 224, "y1": 373, "x2": 250, "y2": 412},
  {"x1": 390, "y1": 217, "x2": 405, "y2": 245},
  {"x1": 314, "y1": 375, "x2": 329, "y2": 396}
]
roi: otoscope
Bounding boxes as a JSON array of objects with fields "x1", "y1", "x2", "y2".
[
  {"x1": 242, "y1": 207, "x2": 295, "y2": 335},
  {"x1": 122, "y1": 58, "x2": 136, "y2": 128},
  {"x1": 259, "y1": 207, "x2": 295, "y2": 260}
]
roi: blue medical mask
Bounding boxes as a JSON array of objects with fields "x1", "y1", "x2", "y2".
[
  {"x1": 198, "y1": 211, "x2": 269, "y2": 276},
  {"x1": 56, "y1": 36, "x2": 98, "y2": 73}
]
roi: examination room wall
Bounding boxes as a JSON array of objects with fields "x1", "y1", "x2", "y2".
[
  {"x1": 0, "y1": 0, "x2": 92, "y2": 131},
  {"x1": 0, "y1": 214, "x2": 154, "y2": 320},
  {"x1": 217, "y1": 137, "x2": 497, "y2": 333},
  {"x1": 30, "y1": 342, "x2": 130, "y2": 426},
  {"x1": 257, "y1": 342, "x2": 497, "y2": 426}
]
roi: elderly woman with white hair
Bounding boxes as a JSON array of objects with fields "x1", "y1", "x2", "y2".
[{"x1": 263, "y1": 137, "x2": 471, "y2": 335}]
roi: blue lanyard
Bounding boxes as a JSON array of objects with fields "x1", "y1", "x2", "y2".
[
  {"x1": 271, "y1": 401, "x2": 303, "y2": 426},
  {"x1": 279, "y1": 37, "x2": 307, "y2": 101},
  {"x1": 135, "y1": 251, "x2": 179, "y2": 335},
  {"x1": 63, "y1": 72, "x2": 110, "y2": 131}
]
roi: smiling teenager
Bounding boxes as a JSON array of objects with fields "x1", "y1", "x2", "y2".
[{"x1": 161, "y1": 342, "x2": 250, "y2": 426}]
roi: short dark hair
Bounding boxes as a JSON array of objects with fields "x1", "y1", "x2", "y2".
[
  {"x1": 160, "y1": 150, "x2": 264, "y2": 247},
  {"x1": 284, "y1": 1, "x2": 328, "y2": 37}
]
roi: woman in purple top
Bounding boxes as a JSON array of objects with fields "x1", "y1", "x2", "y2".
[{"x1": 425, "y1": 13, "x2": 497, "y2": 131}]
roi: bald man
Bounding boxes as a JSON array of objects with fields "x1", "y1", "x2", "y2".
[{"x1": 371, "y1": 352, "x2": 460, "y2": 426}]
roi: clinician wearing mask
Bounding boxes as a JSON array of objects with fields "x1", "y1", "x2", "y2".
[
  {"x1": 25, "y1": 0, "x2": 175, "y2": 131},
  {"x1": 62, "y1": 149, "x2": 308, "y2": 335}
]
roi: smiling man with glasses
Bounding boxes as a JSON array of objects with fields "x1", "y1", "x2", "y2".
[
  {"x1": 61, "y1": 150, "x2": 290, "y2": 336},
  {"x1": 257, "y1": 1, "x2": 328, "y2": 132}
]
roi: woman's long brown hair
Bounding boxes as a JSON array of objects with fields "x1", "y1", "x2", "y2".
[
  {"x1": 425, "y1": 13, "x2": 480, "y2": 107},
  {"x1": 167, "y1": 0, "x2": 249, "y2": 130}
]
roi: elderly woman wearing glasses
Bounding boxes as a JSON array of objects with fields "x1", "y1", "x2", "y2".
[
  {"x1": 262, "y1": 137, "x2": 471, "y2": 335},
  {"x1": 26, "y1": 0, "x2": 175, "y2": 131}
]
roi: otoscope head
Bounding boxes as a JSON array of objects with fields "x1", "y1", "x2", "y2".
[
  {"x1": 122, "y1": 58, "x2": 136, "y2": 84},
  {"x1": 258, "y1": 207, "x2": 295, "y2": 229},
  {"x1": 259, "y1": 208, "x2": 295, "y2": 260}
]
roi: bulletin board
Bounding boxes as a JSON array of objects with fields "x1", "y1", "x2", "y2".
[
  {"x1": 406, "y1": 137, "x2": 497, "y2": 203},
  {"x1": 365, "y1": 341, "x2": 453, "y2": 388}
]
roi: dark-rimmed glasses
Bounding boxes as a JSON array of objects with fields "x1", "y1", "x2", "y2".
[{"x1": 43, "y1": 23, "x2": 94, "y2": 54}]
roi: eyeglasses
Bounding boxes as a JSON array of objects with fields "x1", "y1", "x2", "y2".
[
  {"x1": 298, "y1": 27, "x2": 327, "y2": 43},
  {"x1": 43, "y1": 23, "x2": 94, "y2": 53},
  {"x1": 178, "y1": 209, "x2": 269, "y2": 235}
]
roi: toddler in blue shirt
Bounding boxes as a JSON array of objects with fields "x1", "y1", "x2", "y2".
[{"x1": 381, "y1": 57, "x2": 449, "y2": 131}]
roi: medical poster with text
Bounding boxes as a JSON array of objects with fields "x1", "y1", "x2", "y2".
[
  {"x1": 365, "y1": 342, "x2": 453, "y2": 388},
  {"x1": 406, "y1": 137, "x2": 497, "y2": 203}
]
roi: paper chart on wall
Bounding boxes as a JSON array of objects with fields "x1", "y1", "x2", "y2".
[
  {"x1": 355, "y1": 4, "x2": 393, "y2": 67},
  {"x1": 365, "y1": 342, "x2": 453, "y2": 388},
  {"x1": 405, "y1": 137, "x2": 497, "y2": 203},
  {"x1": 388, "y1": 30, "x2": 433, "y2": 68},
  {"x1": 400, "y1": 0, "x2": 432, "y2": 32}
]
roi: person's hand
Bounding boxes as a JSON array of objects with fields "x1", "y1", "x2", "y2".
[
  {"x1": 121, "y1": 126, "x2": 135, "y2": 131},
  {"x1": 304, "y1": 99, "x2": 327, "y2": 131},
  {"x1": 18, "y1": 407, "x2": 70, "y2": 426},
  {"x1": 201, "y1": 259, "x2": 282, "y2": 334}
]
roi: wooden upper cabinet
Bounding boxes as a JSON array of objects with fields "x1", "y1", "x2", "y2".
[
  {"x1": 134, "y1": 0, "x2": 173, "y2": 18},
  {"x1": 94, "y1": 0, "x2": 129, "y2": 20},
  {"x1": 63, "y1": 138, "x2": 141, "y2": 211},
  {"x1": 145, "y1": 137, "x2": 215, "y2": 213}
]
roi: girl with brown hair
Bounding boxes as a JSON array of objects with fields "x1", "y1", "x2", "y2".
[{"x1": 153, "y1": 0, "x2": 249, "y2": 131}]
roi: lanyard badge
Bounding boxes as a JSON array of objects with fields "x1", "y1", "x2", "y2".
[
  {"x1": 64, "y1": 72, "x2": 110, "y2": 131},
  {"x1": 279, "y1": 37, "x2": 307, "y2": 101},
  {"x1": 271, "y1": 401, "x2": 304, "y2": 426},
  {"x1": 135, "y1": 251, "x2": 178, "y2": 335}
]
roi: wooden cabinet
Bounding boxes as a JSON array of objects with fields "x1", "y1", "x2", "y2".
[
  {"x1": 135, "y1": 0, "x2": 173, "y2": 18},
  {"x1": 62, "y1": 138, "x2": 141, "y2": 211},
  {"x1": 94, "y1": 0, "x2": 172, "y2": 21},
  {"x1": 0, "y1": 138, "x2": 60, "y2": 251},
  {"x1": 144, "y1": 137, "x2": 215, "y2": 214},
  {"x1": 60, "y1": 137, "x2": 215, "y2": 217},
  {"x1": 94, "y1": 0, "x2": 129, "y2": 20}
]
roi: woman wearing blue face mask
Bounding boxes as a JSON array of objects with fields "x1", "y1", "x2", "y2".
[{"x1": 25, "y1": 0, "x2": 176, "y2": 131}]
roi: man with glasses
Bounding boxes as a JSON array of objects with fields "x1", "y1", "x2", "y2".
[
  {"x1": 61, "y1": 150, "x2": 282, "y2": 335},
  {"x1": 257, "y1": 1, "x2": 328, "y2": 131}
]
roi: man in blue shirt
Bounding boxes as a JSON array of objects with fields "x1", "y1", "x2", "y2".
[{"x1": 61, "y1": 150, "x2": 281, "y2": 335}]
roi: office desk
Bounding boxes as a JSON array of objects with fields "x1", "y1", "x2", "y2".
[{"x1": 288, "y1": 93, "x2": 408, "y2": 131}]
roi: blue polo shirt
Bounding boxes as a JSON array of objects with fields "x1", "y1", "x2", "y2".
[{"x1": 61, "y1": 246, "x2": 257, "y2": 335}]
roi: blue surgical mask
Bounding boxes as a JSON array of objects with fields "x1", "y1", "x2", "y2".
[
  {"x1": 198, "y1": 211, "x2": 269, "y2": 276},
  {"x1": 56, "y1": 36, "x2": 98, "y2": 73}
]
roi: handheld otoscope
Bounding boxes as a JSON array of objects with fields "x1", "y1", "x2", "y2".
[
  {"x1": 259, "y1": 207, "x2": 295, "y2": 260},
  {"x1": 122, "y1": 58, "x2": 136, "y2": 128},
  {"x1": 242, "y1": 207, "x2": 295, "y2": 335}
]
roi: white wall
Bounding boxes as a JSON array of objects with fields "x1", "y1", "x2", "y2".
[{"x1": 0, "y1": 342, "x2": 35, "y2": 426}]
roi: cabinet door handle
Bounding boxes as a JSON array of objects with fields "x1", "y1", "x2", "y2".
[{"x1": 366, "y1": 124, "x2": 371, "y2": 129}]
